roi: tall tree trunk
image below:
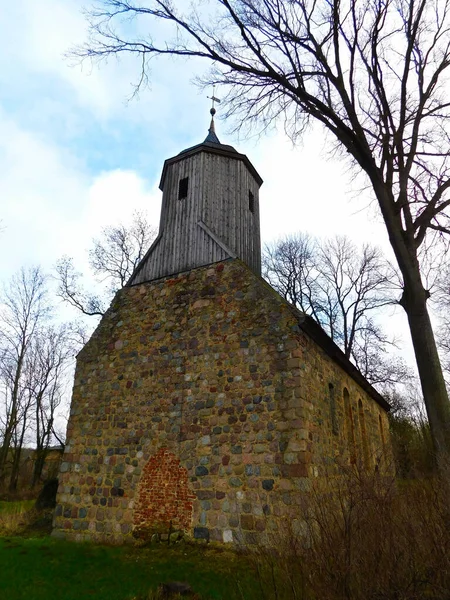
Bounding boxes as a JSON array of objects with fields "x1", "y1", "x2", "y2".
[
  {"x1": 401, "y1": 281, "x2": 450, "y2": 458},
  {"x1": 9, "y1": 418, "x2": 27, "y2": 492},
  {"x1": 8, "y1": 447, "x2": 22, "y2": 492},
  {"x1": 32, "y1": 427, "x2": 52, "y2": 488},
  {"x1": 32, "y1": 449, "x2": 47, "y2": 488},
  {"x1": 372, "y1": 180, "x2": 450, "y2": 460},
  {"x1": 0, "y1": 415, "x2": 17, "y2": 481},
  {"x1": 0, "y1": 351, "x2": 24, "y2": 479}
]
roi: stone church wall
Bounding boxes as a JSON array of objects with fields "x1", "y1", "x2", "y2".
[{"x1": 53, "y1": 259, "x2": 391, "y2": 545}]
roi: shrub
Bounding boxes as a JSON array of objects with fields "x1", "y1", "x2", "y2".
[
  {"x1": 247, "y1": 466, "x2": 450, "y2": 600},
  {"x1": 0, "y1": 501, "x2": 35, "y2": 536}
]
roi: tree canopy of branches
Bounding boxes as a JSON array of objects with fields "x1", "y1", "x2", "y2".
[
  {"x1": 78, "y1": 0, "x2": 450, "y2": 457},
  {"x1": 56, "y1": 211, "x2": 156, "y2": 317},
  {"x1": 0, "y1": 268, "x2": 77, "y2": 491},
  {"x1": 264, "y1": 234, "x2": 410, "y2": 388},
  {"x1": 26, "y1": 325, "x2": 76, "y2": 487},
  {"x1": 0, "y1": 267, "x2": 49, "y2": 489}
]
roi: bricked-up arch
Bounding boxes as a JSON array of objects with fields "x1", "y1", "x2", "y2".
[{"x1": 133, "y1": 448, "x2": 195, "y2": 538}]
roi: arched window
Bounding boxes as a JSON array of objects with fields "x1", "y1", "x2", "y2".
[
  {"x1": 358, "y1": 399, "x2": 370, "y2": 469},
  {"x1": 329, "y1": 383, "x2": 338, "y2": 435},
  {"x1": 344, "y1": 388, "x2": 356, "y2": 464},
  {"x1": 378, "y1": 414, "x2": 386, "y2": 450}
]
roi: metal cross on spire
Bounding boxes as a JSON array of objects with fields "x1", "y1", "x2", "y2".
[
  {"x1": 207, "y1": 85, "x2": 221, "y2": 116},
  {"x1": 204, "y1": 86, "x2": 222, "y2": 144}
]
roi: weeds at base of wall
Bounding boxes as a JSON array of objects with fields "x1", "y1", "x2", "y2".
[
  {"x1": 0, "y1": 486, "x2": 39, "y2": 502},
  {"x1": 0, "y1": 504, "x2": 35, "y2": 536},
  {"x1": 0, "y1": 499, "x2": 53, "y2": 537},
  {"x1": 239, "y1": 463, "x2": 450, "y2": 600}
]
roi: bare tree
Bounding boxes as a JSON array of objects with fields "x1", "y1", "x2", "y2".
[
  {"x1": 0, "y1": 267, "x2": 49, "y2": 488},
  {"x1": 0, "y1": 269, "x2": 81, "y2": 491},
  {"x1": 435, "y1": 262, "x2": 450, "y2": 380},
  {"x1": 351, "y1": 324, "x2": 412, "y2": 390},
  {"x1": 90, "y1": 210, "x2": 157, "y2": 289},
  {"x1": 56, "y1": 211, "x2": 156, "y2": 317},
  {"x1": 264, "y1": 234, "x2": 409, "y2": 387},
  {"x1": 263, "y1": 233, "x2": 322, "y2": 317},
  {"x1": 77, "y1": 0, "x2": 450, "y2": 455},
  {"x1": 56, "y1": 257, "x2": 105, "y2": 317},
  {"x1": 25, "y1": 325, "x2": 76, "y2": 487},
  {"x1": 7, "y1": 378, "x2": 34, "y2": 492},
  {"x1": 317, "y1": 237, "x2": 392, "y2": 356}
]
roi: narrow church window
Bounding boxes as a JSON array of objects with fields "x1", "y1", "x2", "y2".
[
  {"x1": 329, "y1": 383, "x2": 338, "y2": 435},
  {"x1": 358, "y1": 399, "x2": 370, "y2": 469},
  {"x1": 378, "y1": 414, "x2": 386, "y2": 449},
  {"x1": 344, "y1": 388, "x2": 356, "y2": 464},
  {"x1": 249, "y1": 190, "x2": 255, "y2": 213},
  {"x1": 178, "y1": 177, "x2": 189, "y2": 200},
  {"x1": 378, "y1": 414, "x2": 386, "y2": 467},
  {"x1": 352, "y1": 405, "x2": 360, "y2": 458}
]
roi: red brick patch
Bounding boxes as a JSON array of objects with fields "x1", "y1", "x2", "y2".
[{"x1": 133, "y1": 448, "x2": 195, "y2": 536}]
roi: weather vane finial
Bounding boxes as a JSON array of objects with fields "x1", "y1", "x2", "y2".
[
  {"x1": 207, "y1": 85, "x2": 221, "y2": 116},
  {"x1": 204, "y1": 86, "x2": 222, "y2": 144}
]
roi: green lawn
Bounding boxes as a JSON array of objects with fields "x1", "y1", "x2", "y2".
[{"x1": 0, "y1": 536, "x2": 258, "y2": 600}]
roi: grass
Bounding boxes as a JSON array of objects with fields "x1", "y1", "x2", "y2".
[
  {"x1": 0, "y1": 500, "x2": 37, "y2": 536},
  {"x1": 2, "y1": 467, "x2": 450, "y2": 599},
  {"x1": 0, "y1": 500, "x2": 34, "y2": 514},
  {"x1": 0, "y1": 536, "x2": 258, "y2": 600},
  {"x1": 0, "y1": 499, "x2": 258, "y2": 600}
]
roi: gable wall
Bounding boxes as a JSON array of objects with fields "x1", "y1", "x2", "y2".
[{"x1": 53, "y1": 260, "x2": 390, "y2": 545}]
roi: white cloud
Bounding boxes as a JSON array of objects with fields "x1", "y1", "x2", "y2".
[
  {"x1": 84, "y1": 169, "x2": 161, "y2": 237},
  {"x1": 0, "y1": 0, "x2": 142, "y2": 118},
  {"x1": 0, "y1": 114, "x2": 86, "y2": 270},
  {"x1": 0, "y1": 111, "x2": 161, "y2": 281},
  {"x1": 0, "y1": 0, "x2": 206, "y2": 126},
  {"x1": 243, "y1": 128, "x2": 390, "y2": 251}
]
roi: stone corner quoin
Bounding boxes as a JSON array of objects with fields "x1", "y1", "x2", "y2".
[{"x1": 52, "y1": 258, "x2": 391, "y2": 546}]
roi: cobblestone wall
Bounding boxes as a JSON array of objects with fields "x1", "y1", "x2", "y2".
[{"x1": 53, "y1": 259, "x2": 391, "y2": 545}]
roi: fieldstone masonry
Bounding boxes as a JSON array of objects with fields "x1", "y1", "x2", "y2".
[{"x1": 53, "y1": 259, "x2": 391, "y2": 545}]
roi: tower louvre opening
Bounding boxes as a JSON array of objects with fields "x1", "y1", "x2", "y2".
[
  {"x1": 249, "y1": 190, "x2": 255, "y2": 213},
  {"x1": 178, "y1": 177, "x2": 189, "y2": 200}
]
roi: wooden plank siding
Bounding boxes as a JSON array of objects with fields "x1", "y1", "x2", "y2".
[{"x1": 130, "y1": 144, "x2": 262, "y2": 285}]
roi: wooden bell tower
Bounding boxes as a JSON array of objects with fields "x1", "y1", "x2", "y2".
[{"x1": 129, "y1": 109, "x2": 263, "y2": 285}]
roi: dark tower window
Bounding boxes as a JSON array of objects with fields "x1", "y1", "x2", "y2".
[
  {"x1": 249, "y1": 190, "x2": 255, "y2": 213},
  {"x1": 178, "y1": 177, "x2": 189, "y2": 200}
]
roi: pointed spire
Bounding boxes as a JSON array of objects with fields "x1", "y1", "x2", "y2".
[{"x1": 204, "y1": 107, "x2": 221, "y2": 144}]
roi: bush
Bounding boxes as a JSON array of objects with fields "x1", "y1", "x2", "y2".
[
  {"x1": 0, "y1": 501, "x2": 35, "y2": 536},
  {"x1": 389, "y1": 415, "x2": 435, "y2": 478},
  {"x1": 248, "y1": 466, "x2": 450, "y2": 600}
]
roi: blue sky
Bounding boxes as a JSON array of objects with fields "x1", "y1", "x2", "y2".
[{"x1": 0, "y1": 0, "x2": 412, "y2": 355}]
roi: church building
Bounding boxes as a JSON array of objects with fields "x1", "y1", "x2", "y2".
[{"x1": 53, "y1": 108, "x2": 391, "y2": 546}]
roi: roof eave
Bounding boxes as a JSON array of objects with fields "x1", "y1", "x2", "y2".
[{"x1": 159, "y1": 143, "x2": 264, "y2": 191}]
